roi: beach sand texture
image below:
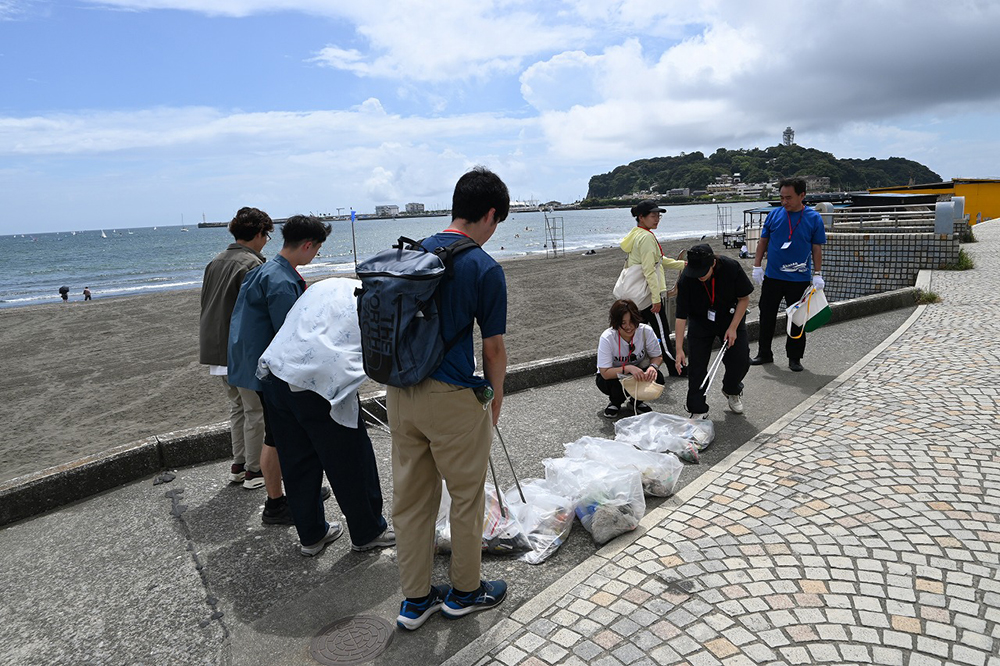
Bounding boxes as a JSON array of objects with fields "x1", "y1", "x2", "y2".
[{"x1": 0, "y1": 238, "x2": 747, "y2": 484}]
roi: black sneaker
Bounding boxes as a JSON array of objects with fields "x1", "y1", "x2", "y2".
[
  {"x1": 441, "y1": 579, "x2": 507, "y2": 618},
  {"x1": 603, "y1": 403, "x2": 621, "y2": 418},
  {"x1": 627, "y1": 398, "x2": 652, "y2": 414},
  {"x1": 749, "y1": 354, "x2": 773, "y2": 366},
  {"x1": 261, "y1": 496, "x2": 294, "y2": 525},
  {"x1": 397, "y1": 585, "x2": 448, "y2": 631}
]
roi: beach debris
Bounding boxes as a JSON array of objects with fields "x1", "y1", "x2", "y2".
[
  {"x1": 543, "y1": 457, "x2": 645, "y2": 545},
  {"x1": 614, "y1": 412, "x2": 714, "y2": 461},
  {"x1": 434, "y1": 481, "x2": 531, "y2": 555},
  {"x1": 153, "y1": 471, "x2": 176, "y2": 485},
  {"x1": 504, "y1": 479, "x2": 574, "y2": 565},
  {"x1": 564, "y1": 436, "x2": 683, "y2": 497}
]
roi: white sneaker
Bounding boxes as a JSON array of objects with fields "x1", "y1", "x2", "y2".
[
  {"x1": 351, "y1": 527, "x2": 396, "y2": 552},
  {"x1": 300, "y1": 522, "x2": 344, "y2": 557},
  {"x1": 723, "y1": 391, "x2": 744, "y2": 414}
]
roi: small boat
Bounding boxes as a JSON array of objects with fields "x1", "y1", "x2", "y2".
[
  {"x1": 181, "y1": 227, "x2": 190, "y2": 232},
  {"x1": 101, "y1": 230, "x2": 107, "y2": 238}
]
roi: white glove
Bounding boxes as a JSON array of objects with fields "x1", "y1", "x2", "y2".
[
  {"x1": 812, "y1": 274, "x2": 825, "y2": 290},
  {"x1": 752, "y1": 266, "x2": 764, "y2": 285}
]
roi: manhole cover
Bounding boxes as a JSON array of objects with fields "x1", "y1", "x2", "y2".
[{"x1": 309, "y1": 615, "x2": 393, "y2": 665}]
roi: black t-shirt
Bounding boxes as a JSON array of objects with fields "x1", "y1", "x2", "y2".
[{"x1": 676, "y1": 255, "x2": 754, "y2": 328}]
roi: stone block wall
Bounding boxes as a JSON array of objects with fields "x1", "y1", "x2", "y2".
[{"x1": 823, "y1": 232, "x2": 960, "y2": 302}]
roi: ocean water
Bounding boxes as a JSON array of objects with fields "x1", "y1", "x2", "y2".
[{"x1": 0, "y1": 203, "x2": 764, "y2": 308}]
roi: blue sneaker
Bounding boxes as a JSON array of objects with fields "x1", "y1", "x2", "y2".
[
  {"x1": 441, "y1": 579, "x2": 507, "y2": 618},
  {"x1": 397, "y1": 585, "x2": 448, "y2": 631}
]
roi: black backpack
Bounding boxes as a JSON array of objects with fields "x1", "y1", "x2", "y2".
[{"x1": 355, "y1": 236, "x2": 479, "y2": 387}]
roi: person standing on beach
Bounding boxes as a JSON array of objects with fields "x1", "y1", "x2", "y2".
[
  {"x1": 389, "y1": 167, "x2": 509, "y2": 631},
  {"x1": 228, "y1": 215, "x2": 331, "y2": 527},
  {"x1": 199, "y1": 207, "x2": 274, "y2": 491},
  {"x1": 674, "y1": 244, "x2": 753, "y2": 418},
  {"x1": 619, "y1": 200, "x2": 687, "y2": 376},
  {"x1": 83, "y1": 287, "x2": 92, "y2": 301},
  {"x1": 750, "y1": 177, "x2": 826, "y2": 372}
]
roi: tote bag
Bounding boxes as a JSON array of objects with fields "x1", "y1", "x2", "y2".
[
  {"x1": 786, "y1": 287, "x2": 832, "y2": 338},
  {"x1": 613, "y1": 263, "x2": 652, "y2": 310}
]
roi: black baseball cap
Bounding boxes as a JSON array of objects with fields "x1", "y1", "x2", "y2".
[
  {"x1": 632, "y1": 200, "x2": 666, "y2": 216},
  {"x1": 682, "y1": 244, "x2": 716, "y2": 279}
]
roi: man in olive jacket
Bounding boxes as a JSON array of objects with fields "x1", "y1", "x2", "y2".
[{"x1": 199, "y1": 207, "x2": 274, "y2": 490}]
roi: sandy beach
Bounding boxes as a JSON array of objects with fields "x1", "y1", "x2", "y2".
[{"x1": 0, "y1": 237, "x2": 749, "y2": 484}]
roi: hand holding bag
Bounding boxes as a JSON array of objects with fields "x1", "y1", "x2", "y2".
[
  {"x1": 786, "y1": 287, "x2": 832, "y2": 338},
  {"x1": 613, "y1": 263, "x2": 653, "y2": 310}
]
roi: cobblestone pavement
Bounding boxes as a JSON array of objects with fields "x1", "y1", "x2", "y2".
[{"x1": 456, "y1": 220, "x2": 1000, "y2": 666}]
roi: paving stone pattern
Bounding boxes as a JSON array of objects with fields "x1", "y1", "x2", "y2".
[{"x1": 471, "y1": 221, "x2": 1000, "y2": 666}]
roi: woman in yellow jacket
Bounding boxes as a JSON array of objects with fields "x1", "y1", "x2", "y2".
[{"x1": 620, "y1": 200, "x2": 686, "y2": 376}]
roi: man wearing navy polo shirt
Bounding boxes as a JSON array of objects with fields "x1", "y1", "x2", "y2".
[
  {"x1": 388, "y1": 167, "x2": 510, "y2": 631},
  {"x1": 750, "y1": 177, "x2": 827, "y2": 372}
]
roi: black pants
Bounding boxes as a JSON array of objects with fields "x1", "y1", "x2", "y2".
[
  {"x1": 641, "y1": 302, "x2": 685, "y2": 376},
  {"x1": 685, "y1": 321, "x2": 750, "y2": 415},
  {"x1": 756, "y1": 277, "x2": 810, "y2": 361},
  {"x1": 262, "y1": 377, "x2": 387, "y2": 548},
  {"x1": 596, "y1": 368, "x2": 665, "y2": 407}
]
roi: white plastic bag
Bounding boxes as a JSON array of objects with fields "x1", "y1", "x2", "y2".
[
  {"x1": 564, "y1": 436, "x2": 684, "y2": 497},
  {"x1": 434, "y1": 480, "x2": 530, "y2": 555},
  {"x1": 504, "y1": 478, "x2": 575, "y2": 565},
  {"x1": 615, "y1": 412, "x2": 715, "y2": 462},
  {"x1": 543, "y1": 457, "x2": 645, "y2": 545}
]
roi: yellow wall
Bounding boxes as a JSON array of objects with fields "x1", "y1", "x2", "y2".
[{"x1": 954, "y1": 182, "x2": 1000, "y2": 223}]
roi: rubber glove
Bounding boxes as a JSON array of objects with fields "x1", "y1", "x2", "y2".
[
  {"x1": 752, "y1": 266, "x2": 764, "y2": 285},
  {"x1": 812, "y1": 274, "x2": 825, "y2": 290}
]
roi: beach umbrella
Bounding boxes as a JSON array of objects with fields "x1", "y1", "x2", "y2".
[{"x1": 58, "y1": 286, "x2": 70, "y2": 295}]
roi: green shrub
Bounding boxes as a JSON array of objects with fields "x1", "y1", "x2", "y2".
[{"x1": 916, "y1": 290, "x2": 941, "y2": 305}]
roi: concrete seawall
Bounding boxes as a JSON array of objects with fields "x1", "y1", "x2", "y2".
[{"x1": 0, "y1": 285, "x2": 921, "y2": 527}]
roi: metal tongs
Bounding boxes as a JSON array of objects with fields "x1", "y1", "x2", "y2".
[{"x1": 699, "y1": 343, "x2": 729, "y2": 398}]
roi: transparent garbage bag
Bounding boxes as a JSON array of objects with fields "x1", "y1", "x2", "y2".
[
  {"x1": 503, "y1": 478, "x2": 575, "y2": 565},
  {"x1": 434, "y1": 480, "x2": 530, "y2": 555},
  {"x1": 614, "y1": 412, "x2": 715, "y2": 462},
  {"x1": 542, "y1": 457, "x2": 645, "y2": 545},
  {"x1": 564, "y1": 436, "x2": 684, "y2": 497}
]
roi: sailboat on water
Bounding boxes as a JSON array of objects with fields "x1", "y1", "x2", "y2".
[
  {"x1": 101, "y1": 230, "x2": 107, "y2": 239},
  {"x1": 180, "y1": 214, "x2": 189, "y2": 232}
]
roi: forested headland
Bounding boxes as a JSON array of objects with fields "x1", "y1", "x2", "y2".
[{"x1": 584, "y1": 144, "x2": 941, "y2": 205}]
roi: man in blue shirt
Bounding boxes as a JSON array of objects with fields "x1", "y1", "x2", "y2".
[
  {"x1": 388, "y1": 167, "x2": 510, "y2": 631},
  {"x1": 750, "y1": 177, "x2": 827, "y2": 372},
  {"x1": 228, "y1": 215, "x2": 330, "y2": 527}
]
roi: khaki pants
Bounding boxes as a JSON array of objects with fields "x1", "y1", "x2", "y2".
[
  {"x1": 388, "y1": 378, "x2": 492, "y2": 598},
  {"x1": 221, "y1": 377, "x2": 265, "y2": 473}
]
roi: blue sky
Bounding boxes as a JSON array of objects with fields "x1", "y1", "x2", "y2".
[{"x1": 2, "y1": 0, "x2": 1000, "y2": 234}]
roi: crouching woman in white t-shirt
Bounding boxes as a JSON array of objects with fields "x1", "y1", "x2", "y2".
[{"x1": 596, "y1": 299, "x2": 664, "y2": 418}]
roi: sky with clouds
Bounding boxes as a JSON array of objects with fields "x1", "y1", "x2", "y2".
[{"x1": 2, "y1": 0, "x2": 999, "y2": 234}]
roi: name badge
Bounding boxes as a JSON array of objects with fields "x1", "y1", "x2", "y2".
[
  {"x1": 780, "y1": 241, "x2": 792, "y2": 250},
  {"x1": 707, "y1": 309, "x2": 716, "y2": 322}
]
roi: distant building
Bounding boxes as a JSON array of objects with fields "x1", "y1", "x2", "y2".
[
  {"x1": 375, "y1": 205, "x2": 399, "y2": 218},
  {"x1": 668, "y1": 188, "x2": 690, "y2": 197},
  {"x1": 405, "y1": 202, "x2": 424, "y2": 214},
  {"x1": 783, "y1": 127, "x2": 795, "y2": 145},
  {"x1": 803, "y1": 175, "x2": 830, "y2": 192}
]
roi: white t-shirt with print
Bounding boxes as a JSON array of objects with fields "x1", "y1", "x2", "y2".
[{"x1": 596, "y1": 323, "x2": 661, "y2": 371}]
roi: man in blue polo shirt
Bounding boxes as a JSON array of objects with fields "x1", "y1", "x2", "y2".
[
  {"x1": 228, "y1": 215, "x2": 330, "y2": 528},
  {"x1": 750, "y1": 177, "x2": 826, "y2": 372},
  {"x1": 388, "y1": 167, "x2": 510, "y2": 631}
]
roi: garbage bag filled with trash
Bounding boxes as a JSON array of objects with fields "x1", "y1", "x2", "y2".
[
  {"x1": 434, "y1": 480, "x2": 531, "y2": 555},
  {"x1": 543, "y1": 457, "x2": 645, "y2": 545},
  {"x1": 564, "y1": 436, "x2": 684, "y2": 497},
  {"x1": 614, "y1": 412, "x2": 715, "y2": 462},
  {"x1": 503, "y1": 478, "x2": 575, "y2": 565}
]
